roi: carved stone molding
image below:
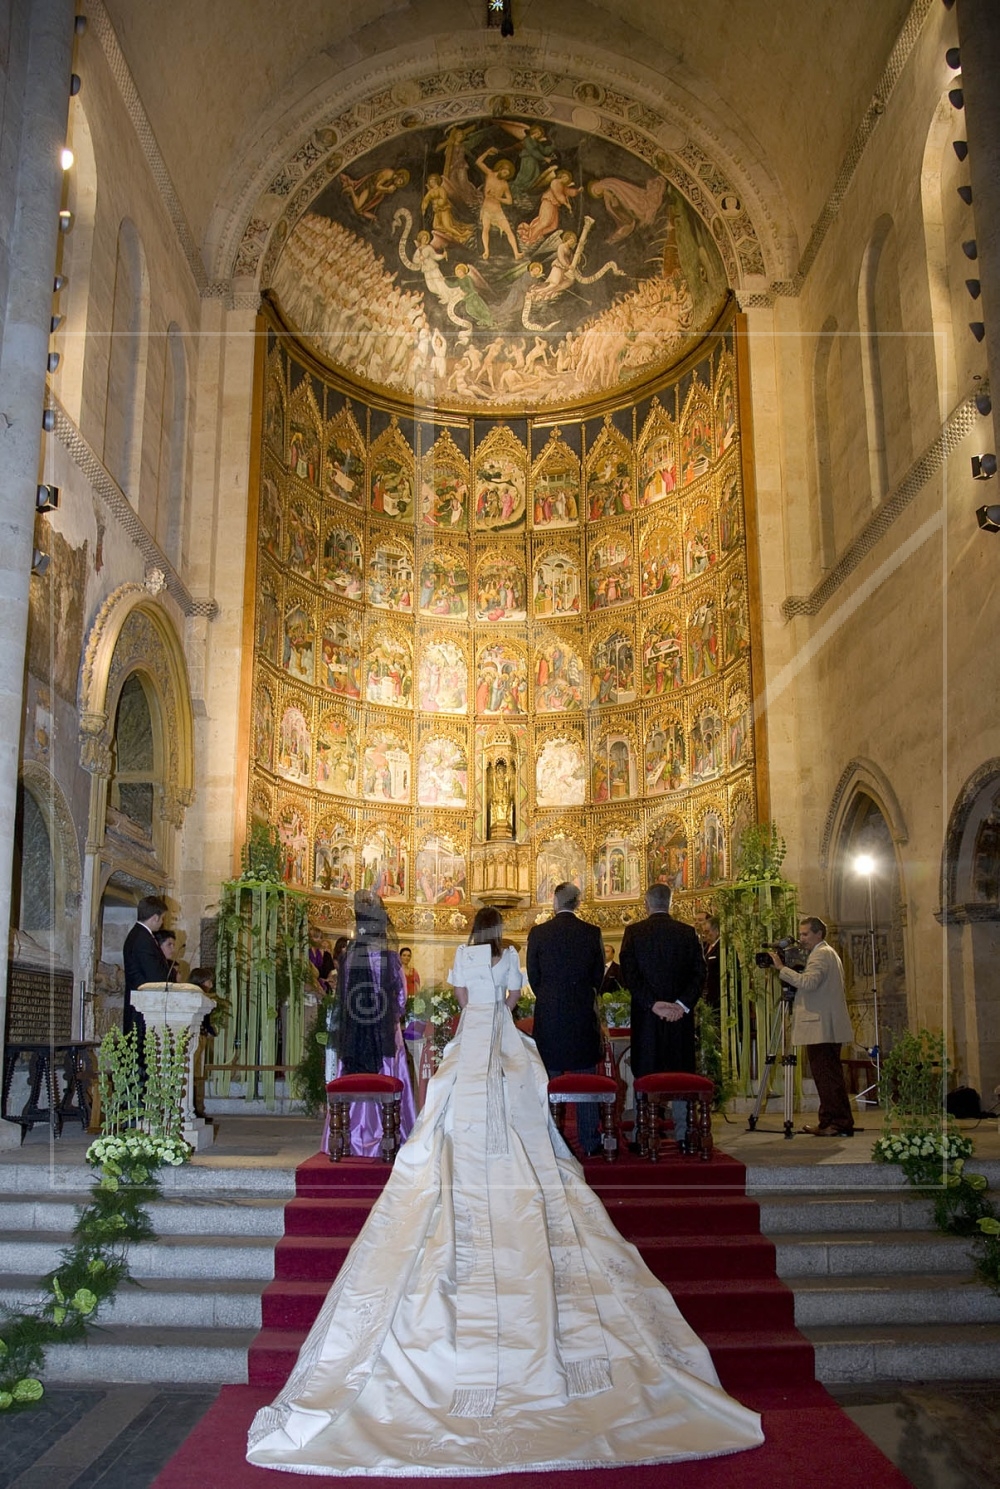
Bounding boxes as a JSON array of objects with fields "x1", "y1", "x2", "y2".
[{"x1": 938, "y1": 757, "x2": 1000, "y2": 915}]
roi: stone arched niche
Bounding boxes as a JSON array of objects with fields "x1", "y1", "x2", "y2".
[
  {"x1": 824, "y1": 761, "x2": 910, "y2": 1054},
  {"x1": 14, "y1": 761, "x2": 81, "y2": 973}
]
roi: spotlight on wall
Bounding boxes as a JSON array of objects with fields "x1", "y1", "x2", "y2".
[
  {"x1": 975, "y1": 390, "x2": 992, "y2": 417},
  {"x1": 60, "y1": 147, "x2": 74, "y2": 170},
  {"x1": 957, "y1": 184, "x2": 973, "y2": 205},
  {"x1": 31, "y1": 550, "x2": 51, "y2": 577},
  {"x1": 50, "y1": 313, "x2": 63, "y2": 332},
  {"x1": 971, "y1": 454, "x2": 998, "y2": 480},
  {"x1": 962, "y1": 239, "x2": 978, "y2": 259},
  {"x1": 976, "y1": 504, "x2": 1000, "y2": 533},
  {"x1": 949, "y1": 86, "x2": 964, "y2": 109},
  {"x1": 970, "y1": 321, "x2": 987, "y2": 342},
  {"x1": 46, "y1": 351, "x2": 60, "y2": 372},
  {"x1": 41, "y1": 409, "x2": 56, "y2": 433},
  {"x1": 69, "y1": 73, "x2": 81, "y2": 96},
  {"x1": 945, "y1": 46, "x2": 961, "y2": 70},
  {"x1": 35, "y1": 484, "x2": 60, "y2": 512},
  {"x1": 966, "y1": 279, "x2": 982, "y2": 299},
  {"x1": 74, "y1": 14, "x2": 87, "y2": 33},
  {"x1": 53, "y1": 274, "x2": 67, "y2": 292},
  {"x1": 953, "y1": 139, "x2": 969, "y2": 161},
  {"x1": 58, "y1": 209, "x2": 73, "y2": 232}
]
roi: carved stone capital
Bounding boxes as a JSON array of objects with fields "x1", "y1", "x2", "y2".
[{"x1": 79, "y1": 712, "x2": 112, "y2": 776}]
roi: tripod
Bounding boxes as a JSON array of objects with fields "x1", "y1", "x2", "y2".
[{"x1": 746, "y1": 992, "x2": 797, "y2": 1139}]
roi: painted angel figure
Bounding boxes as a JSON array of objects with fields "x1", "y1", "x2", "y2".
[{"x1": 340, "y1": 166, "x2": 410, "y2": 222}]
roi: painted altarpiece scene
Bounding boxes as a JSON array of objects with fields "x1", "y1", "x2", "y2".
[
  {"x1": 418, "y1": 550, "x2": 469, "y2": 619},
  {"x1": 591, "y1": 731, "x2": 637, "y2": 804},
  {"x1": 362, "y1": 730, "x2": 410, "y2": 804},
  {"x1": 320, "y1": 615, "x2": 362, "y2": 699},
  {"x1": 534, "y1": 633, "x2": 585, "y2": 712},
  {"x1": 647, "y1": 815, "x2": 689, "y2": 892},
  {"x1": 276, "y1": 703, "x2": 311, "y2": 785},
  {"x1": 322, "y1": 523, "x2": 364, "y2": 599},
  {"x1": 370, "y1": 423, "x2": 415, "y2": 522},
  {"x1": 417, "y1": 637, "x2": 468, "y2": 715},
  {"x1": 324, "y1": 406, "x2": 365, "y2": 509},
  {"x1": 367, "y1": 538, "x2": 414, "y2": 612},
  {"x1": 645, "y1": 717, "x2": 686, "y2": 795},
  {"x1": 314, "y1": 819, "x2": 355, "y2": 896},
  {"x1": 535, "y1": 733, "x2": 586, "y2": 809},
  {"x1": 594, "y1": 830, "x2": 641, "y2": 900},
  {"x1": 642, "y1": 613, "x2": 684, "y2": 696},
  {"x1": 473, "y1": 426, "x2": 527, "y2": 531},
  {"x1": 589, "y1": 628, "x2": 635, "y2": 707},
  {"x1": 419, "y1": 432, "x2": 469, "y2": 530},
  {"x1": 640, "y1": 520, "x2": 682, "y2": 599},
  {"x1": 638, "y1": 408, "x2": 679, "y2": 509},
  {"x1": 417, "y1": 734, "x2": 468, "y2": 808},
  {"x1": 532, "y1": 547, "x2": 581, "y2": 618},
  {"x1": 475, "y1": 551, "x2": 528, "y2": 622},
  {"x1": 531, "y1": 435, "x2": 581, "y2": 529},
  {"x1": 364, "y1": 631, "x2": 413, "y2": 708},
  {"x1": 586, "y1": 425, "x2": 634, "y2": 521},
  {"x1": 414, "y1": 835, "x2": 467, "y2": 906},
  {"x1": 315, "y1": 712, "x2": 358, "y2": 796},
  {"x1": 360, "y1": 825, "x2": 408, "y2": 901},
  {"x1": 277, "y1": 801, "x2": 309, "y2": 888},
  {"x1": 535, "y1": 832, "x2": 586, "y2": 905}
]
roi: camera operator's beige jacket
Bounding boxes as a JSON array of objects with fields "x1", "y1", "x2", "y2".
[{"x1": 778, "y1": 940, "x2": 854, "y2": 1045}]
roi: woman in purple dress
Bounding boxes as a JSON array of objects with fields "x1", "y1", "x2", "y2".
[{"x1": 321, "y1": 891, "x2": 415, "y2": 1157}]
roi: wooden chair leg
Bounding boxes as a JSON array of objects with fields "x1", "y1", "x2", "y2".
[
  {"x1": 551, "y1": 1102, "x2": 567, "y2": 1138},
  {"x1": 381, "y1": 1096, "x2": 399, "y2": 1162},
  {"x1": 330, "y1": 1100, "x2": 346, "y2": 1161},
  {"x1": 635, "y1": 1092, "x2": 648, "y2": 1158},
  {"x1": 600, "y1": 1099, "x2": 617, "y2": 1162},
  {"x1": 698, "y1": 1094, "x2": 713, "y2": 1160},
  {"x1": 649, "y1": 1098, "x2": 661, "y2": 1163}
]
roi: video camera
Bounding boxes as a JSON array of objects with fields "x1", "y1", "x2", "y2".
[{"x1": 754, "y1": 937, "x2": 808, "y2": 973}]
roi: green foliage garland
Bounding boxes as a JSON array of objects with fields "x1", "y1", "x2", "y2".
[
  {"x1": 0, "y1": 1028, "x2": 192, "y2": 1410},
  {"x1": 714, "y1": 822, "x2": 798, "y2": 1097},
  {"x1": 213, "y1": 825, "x2": 312, "y2": 1107}
]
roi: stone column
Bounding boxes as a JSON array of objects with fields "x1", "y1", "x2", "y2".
[
  {"x1": 130, "y1": 982, "x2": 216, "y2": 1151},
  {"x1": 956, "y1": 1, "x2": 1000, "y2": 413},
  {"x1": 0, "y1": 0, "x2": 75, "y2": 1148}
]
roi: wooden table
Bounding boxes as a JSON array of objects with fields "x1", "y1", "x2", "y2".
[{"x1": 2, "y1": 1041, "x2": 98, "y2": 1142}]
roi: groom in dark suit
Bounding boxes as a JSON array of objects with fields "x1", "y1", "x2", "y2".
[
  {"x1": 621, "y1": 882, "x2": 705, "y2": 1147},
  {"x1": 122, "y1": 895, "x2": 171, "y2": 1058},
  {"x1": 527, "y1": 882, "x2": 606, "y2": 1156}
]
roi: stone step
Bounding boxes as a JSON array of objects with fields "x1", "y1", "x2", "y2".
[
  {"x1": 0, "y1": 1229, "x2": 276, "y2": 1280},
  {"x1": 773, "y1": 1230, "x2": 976, "y2": 1278},
  {"x1": 0, "y1": 1192, "x2": 288, "y2": 1237},
  {"x1": 745, "y1": 1159, "x2": 1000, "y2": 1194},
  {"x1": 0, "y1": 1161, "x2": 297, "y2": 1196},
  {"x1": 40, "y1": 1324, "x2": 257, "y2": 1384},
  {"x1": 0, "y1": 1274, "x2": 265, "y2": 1329},
  {"x1": 805, "y1": 1321, "x2": 1000, "y2": 1383},
  {"x1": 757, "y1": 1193, "x2": 934, "y2": 1234},
  {"x1": 792, "y1": 1272, "x2": 1000, "y2": 1327}
]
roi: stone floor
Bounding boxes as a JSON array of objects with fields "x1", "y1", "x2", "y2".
[{"x1": 1, "y1": 1380, "x2": 999, "y2": 1488}]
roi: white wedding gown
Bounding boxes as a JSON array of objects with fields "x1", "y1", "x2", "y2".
[{"x1": 247, "y1": 944, "x2": 763, "y2": 1476}]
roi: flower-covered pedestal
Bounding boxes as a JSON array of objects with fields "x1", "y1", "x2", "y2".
[{"x1": 133, "y1": 983, "x2": 216, "y2": 1151}]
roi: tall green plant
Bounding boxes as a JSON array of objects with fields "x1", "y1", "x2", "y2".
[
  {"x1": 881, "y1": 1028, "x2": 947, "y2": 1127},
  {"x1": 213, "y1": 825, "x2": 311, "y2": 1107},
  {"x1": 714, "y1": 822, "x2": 798, "y2": 1097}
]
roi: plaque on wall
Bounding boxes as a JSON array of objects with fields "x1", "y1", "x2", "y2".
[{"x1": 5, "y1": 963, "x2": 74, "y2": 1042}]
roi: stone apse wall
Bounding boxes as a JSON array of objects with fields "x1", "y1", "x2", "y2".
[{"x1": 243, "y1": 303, "x2": 758, "y2": 941}]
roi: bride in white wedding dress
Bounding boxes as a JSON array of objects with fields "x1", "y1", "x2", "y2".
[{"x1": 247, "y1": 907, "x2": 764, "y2": 1476}]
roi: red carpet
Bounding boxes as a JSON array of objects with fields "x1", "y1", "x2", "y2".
[{"x1": 152, "y1": 1150, "x2": 915, "y2": 1488}]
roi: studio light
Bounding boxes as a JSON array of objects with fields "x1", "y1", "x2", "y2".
[
  {"x1": 976, "y1": 504, "x2": 1000, "y2": 533},
  {"x1": 966, "y1": 279, "x2": 982, "y2": 299},
  {"x1": 58, "y1": 209, "x2": 73, "y2": 232},
  {"x1": 962, "y1": 239, "x2": 978, "y2": 259},
  {"x1": 41, "y1": 409, "x2": 56, "y2": 433},
  {"x1": 948, "y1": 86, "x2": 964, "y2": 109},
  {"x1": 972, "y1": 453, "x2": 998, "y2": 480},
  {"x1": 957, "y1": 184, "x2": 973, "y2": 205},
  {"x1": 60, "y1": 147, "x2": 74, "y2": 170},
  {"x1": 854, "y1": 853, "x2": 875, "y2": 877},
  {"x1": 50, "y1": 313, "x2": 63, "y2": 331},
  {"x1": 31, "y1": 550, "x2": 51, "y2": 577},
  {"x1": 953, "y1": 139, "x2": 969, "y2": 161},
  {"x1": 46, "y1": 351, "x2": 60, "y2": 372},
  {"x1": 69, "y1": 73, "x2": 81, "y2": 96},
  {"x1": 35, "y1": 483, "x2": 60, "y2": 512},
  {"x1": 975, "y1": 390, "x2": 992, "y2": 417},
  {"x1": 945, "y1": 46, "x2": 961, "y2": 70},
  {"x1": 970, "y1": 321, "x2": 986, "y2": 342},
  {"x1": 53, "y1": 274, "x2": 67, "y2": 292},
  {"x1": 74, "y1": 14, "x2": 87, "y2": 33},
  {"x1": 853, "y1": 854, "x2": 881, "y2": 1106}
]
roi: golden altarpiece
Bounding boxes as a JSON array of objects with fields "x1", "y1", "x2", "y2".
[{"x1": 240, "y1": 305, "x2": 762, "y2": 950}]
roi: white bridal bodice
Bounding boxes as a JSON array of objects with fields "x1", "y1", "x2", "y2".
[{"x1": 248, "y1": 942, "x2": 763, "y2": 1476}]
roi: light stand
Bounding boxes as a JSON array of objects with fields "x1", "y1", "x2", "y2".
[
  {"x1": 746, "y1": 987, "x2": 797, "y2": 1138},
  {"x1": 854, "y1": 855, "x2": 882, "y2": 1107}
]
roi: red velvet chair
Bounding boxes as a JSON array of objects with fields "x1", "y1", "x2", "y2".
[
  {"x1": 326, "y1": 1074, "x2": 404, "y2": 1162},
  {"x1": 633, "y1": 1072, "x2": 714, "y2": 1161},
  {"x1": 546, "y1": 1073, "x2": 619, "y2": 1162}
]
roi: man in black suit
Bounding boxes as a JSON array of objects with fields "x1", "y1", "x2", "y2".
[
  {"x1": 621, "y1": 882, "x2": 705, "y2": 1147},
  {"x1": 700, "y1": 913, "x2": 721, "y2": 1013},
  {"x1": 122, "y1": 895, "x2": 170, "y2": 1054},
  {"x1": 526, "y1": 881, "x2": 606, "y2": 1156}
]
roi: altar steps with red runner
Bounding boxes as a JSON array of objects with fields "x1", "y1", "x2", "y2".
[
  {"x1": 247, "y1": 1151, "x2": 812, "y2": 1393},
  {"x1": 152, "y1": 1148, "x2": 913, "y2": 1488}
]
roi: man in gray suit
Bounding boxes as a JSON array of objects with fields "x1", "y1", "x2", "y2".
[{"x1": 769, "y1": 915, "x2": 855, "y2": 1136}]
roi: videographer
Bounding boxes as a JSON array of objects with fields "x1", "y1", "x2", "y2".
[{"x1": 768, "y1": 916, "x2": 855, "y2": 1137}]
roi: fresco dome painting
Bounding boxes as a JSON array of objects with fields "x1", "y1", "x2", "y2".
[{"x1": 269, "y1": 114, "x2": 729, "y2": 412}]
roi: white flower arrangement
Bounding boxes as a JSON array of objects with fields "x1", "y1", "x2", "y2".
[
  {"x1": 86, "y1": 1132, "x2": 192, "y2": 1175},
  {"x1": 872, "y1": 1129, "x2": 973, "y2": 1167}
]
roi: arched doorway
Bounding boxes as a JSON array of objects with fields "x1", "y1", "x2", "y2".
[{"x1": 940, "y1": 761, "x2": 1000, "y2": 1094}]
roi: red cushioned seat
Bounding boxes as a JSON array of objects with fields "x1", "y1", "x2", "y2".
[
  {"x1": 547, "y1": 1074, "x2": 618, "y2": 1096},
  {"x1": 633, "y1": 1073, "x2": 715, "y2": 1162},
  {"x1": 326, "y1": 1075, "x2": 405, "y2": 1163},
  {"x1": 633, "y1": 1073, "x2": 714, "y2": 1095},
  {"x1": 326, "y1": 1074, "x2": 404, "y2": 1095},
  {"x1": 546, "y1": 1075, "x2": 619, "y2": 1162}
]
